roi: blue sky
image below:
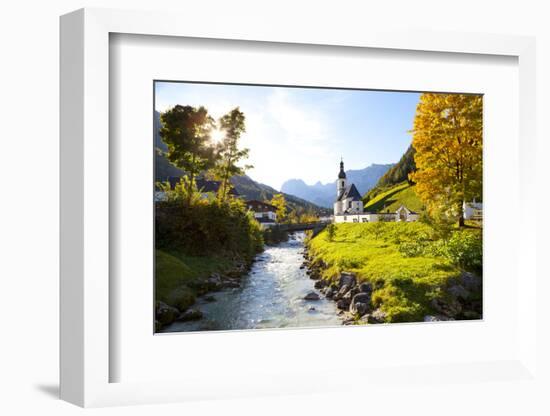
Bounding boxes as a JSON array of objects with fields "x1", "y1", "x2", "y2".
[{"x1": 155, "y1": 82, "x2": 420, "y2": 190}]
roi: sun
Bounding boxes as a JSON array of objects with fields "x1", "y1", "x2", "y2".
[{"x1": 211, "y1": 129, "x2": 225, "y2": 143}]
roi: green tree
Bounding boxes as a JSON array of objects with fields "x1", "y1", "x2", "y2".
[
  {"x1": 211, "y1": 108, "x2": 251, "y2": 202},
  {"x1": 160, "y1": 105, "x2": 216, "y2": 205},
  {"x1": 410, "y1": 94, "x2": 483, "y2": 226},
  {"x1": 326, "y1": 223, "x2": 336, "y2": 242},
  {"x1": 269, "y1": 193, "x2": 287, "y2": 223}
]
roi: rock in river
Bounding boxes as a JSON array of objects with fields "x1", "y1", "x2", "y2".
[
  {"x1": 325, "y1": 286, "x2": 336, "y2": 299},
  {"x1": 314, "y1": 279, "x2": 328, "y2": 289},
  {"x1": 304, "y1": 291, "x2": 321, "y2": 301},
  {"x1": 177, "y1": 308, "x2": 203, "y2": 322}
]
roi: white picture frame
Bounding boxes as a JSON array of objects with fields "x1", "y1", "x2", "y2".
[{"x1": 60, "y1": 7, "x2": 538, "y2": 408}]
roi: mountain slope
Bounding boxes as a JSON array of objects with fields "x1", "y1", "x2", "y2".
[
  {"x1": 281, "y1": 163, "x2": 393, "y2": 208},
  {"x1": 376, "y1": 145, "x2": 416, "y2": 188},
  {"x1": 363, "y1": 182, "x2": 423, "y2": 213},
  {"x1": 362, "y1": 145, "x2": 422, "y2": 213}
]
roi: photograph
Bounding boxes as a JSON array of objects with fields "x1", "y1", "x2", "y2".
[{"x1": 153, "y1": 81, "x2": 483, "y2": 333}]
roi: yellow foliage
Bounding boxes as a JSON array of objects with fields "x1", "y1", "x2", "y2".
[
  {"x1": 269, "y1": 193, "x2": 287, "y2": 222},
  {"x1": 410, "y1": 93, "x2": 482, "y2": 224}
]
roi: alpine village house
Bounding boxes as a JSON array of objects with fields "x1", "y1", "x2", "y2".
[
  {"x1": 246, "y1": 200, "x2": 278, "y2": 228},
  {"x1": 333, "y1": 159, "x2": 420, "y2": 223}
]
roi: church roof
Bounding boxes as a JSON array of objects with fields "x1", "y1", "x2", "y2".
[{"x1": 336, "y1": 183, "x2": 362, "y2": 202}]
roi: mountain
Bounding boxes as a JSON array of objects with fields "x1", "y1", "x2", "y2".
[
  {"x1": 280, "y1": 164, "x2": 393, "y2": 208},
  {"x1": 230, "y1": 175, "x2": 331, "y2": 215},
  {"x1": 279, "y1": 179, "x2": 333, "y2": 208}
]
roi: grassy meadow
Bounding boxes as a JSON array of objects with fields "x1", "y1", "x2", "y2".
[{"x1": 307, "y1": 222, "x2": 482, "y2": 322}]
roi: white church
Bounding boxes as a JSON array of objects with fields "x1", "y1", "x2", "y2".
[{"x1": 333, "y1": 159, "x2": 420, "y2": 223}]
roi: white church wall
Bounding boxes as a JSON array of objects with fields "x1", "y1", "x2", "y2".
[{"x1": 351, "y1": 200, "x2": 363, "y2": 213}]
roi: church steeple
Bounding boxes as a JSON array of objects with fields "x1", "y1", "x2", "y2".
[
  {"x1": 337, "y1": 158, "x2": 347, "y2": 199},
  {"x1": 338, "y1": 157, "x2": 346, "y2": 179}
]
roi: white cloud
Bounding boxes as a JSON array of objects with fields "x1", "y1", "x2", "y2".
[{"x1": 244, "y1": 89, "x2": 336, "y2": 188}]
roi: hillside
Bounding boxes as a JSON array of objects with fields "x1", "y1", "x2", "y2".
[
  {"x1": 363, "y1": 182, "x2": 424, "y2": 213},
  {"x1": 376, "y1": 145, "x2": 416, "y2": 188},
  {"x1": 362, "y1": 144, "x2": 422, "y2": 213},
  {"x1": 281, "y1": 163, "x2": 393, "y2": 208}
]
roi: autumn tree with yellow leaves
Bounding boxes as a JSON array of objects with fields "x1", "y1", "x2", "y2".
[
  {"x1": 269, "y1": 193, "x2": 287, "y2": 223},
  {"x1": 410, "y1": 93, "x2": 483, "y2": 226}
]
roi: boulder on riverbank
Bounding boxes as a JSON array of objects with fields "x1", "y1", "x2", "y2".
[
  {"x1": 349, "y1": 293, "x2": 372, "y2": 317},
  {"x1": 325, "y1": 286, "x2": 336, "y2": 299},
  {"x1": 156, "y1": 301, "x2": 180, "y2": 326},
  {"x1": 367, "y1": 308, "x2": 387, "y2": 324},
  {"x1": 338, "y1": 272, "x2": 357, "y2": 288},
  {"x1": 165, "y1": 287, "x2": 196, "y2": 312},
  {"x1": 431, "y1": 297, "x2": 462, "y2": 318},
  {"x1": 350, "y1": 302, "x2": 369, "y2": 317},
  {"x1": 358, "y1": 282, "x2": 373, "y2": 295},
  {"x1": 206, "y1": 273, "x2": 223, "y2": 291}
]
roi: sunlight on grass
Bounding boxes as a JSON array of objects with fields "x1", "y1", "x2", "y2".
[{"x1": 308, "y1": 222, "x2": 462, "y2": 322}]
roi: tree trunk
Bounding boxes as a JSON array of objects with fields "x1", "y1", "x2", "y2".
[
  {"x1": 458, "y1": 201, "x2": 465, "y2": 227},
  {"x1": 187, "y1": 154, "x2": 196, "y2": 206},
  {"x1": 220, "y1": 153, "x2": 233, "y2": 203}
]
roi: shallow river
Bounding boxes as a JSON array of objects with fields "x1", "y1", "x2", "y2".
[{"x1": 162, "y1": 232, "x2": 342, "y2": 332}]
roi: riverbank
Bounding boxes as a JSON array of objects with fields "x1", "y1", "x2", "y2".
[
  {"x1": 155, "y1": 226, "x2": 292, "y2": 330},
  {"x1": 155, "y1": 249, "x2": 253, "y2": 330},
  {"x1": 304, "y1": 222, "x2": 482, "y2": 324},
  {"x1": 160, "y1": 232, "x2": 342, "y2": 332}
]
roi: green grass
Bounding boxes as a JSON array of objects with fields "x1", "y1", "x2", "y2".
[
  {"x1": 308, "y1": 222, "x2": 463, "y2": 322},
  {"x1": 363, "y1": 182, "x2": 424, "y2": 213},
  {"x1": 155, "y1": 249, "x2": 231, "y2": 310}
]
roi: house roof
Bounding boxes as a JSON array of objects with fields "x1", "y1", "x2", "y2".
[
  {"x1": 336, "y1": 183, "x2": 362, "y2": 202},
  {"x1": 394, "y1": 205, "x2": 418, "y2": 215},
  {"x1": 246, "y1": 200, "x2": 277, "y2": 211}
]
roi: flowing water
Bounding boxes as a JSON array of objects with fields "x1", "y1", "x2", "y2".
[{"x1": 162, "y1": 232, "x2": 342, "y2": 333}]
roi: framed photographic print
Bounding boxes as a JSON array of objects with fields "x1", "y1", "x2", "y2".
[
  {"x1": 152, "y1": 81, "x2": 483, "y2": 334},
  {"x1": 60, "y1": 7, "x2": 539, "y2": 409}
]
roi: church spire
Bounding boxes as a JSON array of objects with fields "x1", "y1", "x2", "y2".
[{"x1": 338, "y1": 157, "x2": 346, "y2": 179}]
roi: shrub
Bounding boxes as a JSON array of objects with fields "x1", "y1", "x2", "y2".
[
  {"x1": 442, "y1": 230, "x2": 482, "y2": 272},
  {"x1": 326, "y1": 223, "x2": 336, "y2": 242},
  {"x1": 156, "y1": 197, "x2": 263, "y2": 262}
]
